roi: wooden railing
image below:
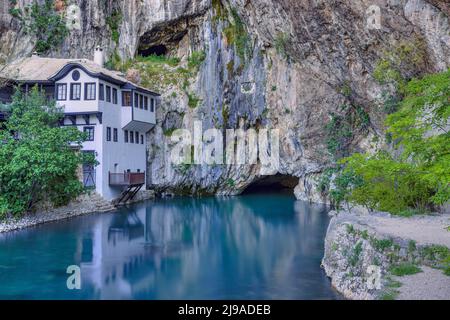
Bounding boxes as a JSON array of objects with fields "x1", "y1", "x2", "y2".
[{"x1": 109, "y1": 172, "x2": 145, "y2": 186}]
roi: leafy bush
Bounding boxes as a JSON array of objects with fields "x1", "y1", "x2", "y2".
[
  {"x1": 0, "y1": 87, "x2": 95, "y2": 218},
  {"x1": 106, "y1": 10, "x2": 122, "y2": 44},
  {"x1": 188, "y1": 51, "x2": 206, "y2": 70},
  {"x1": 332, "y1": 70, "x2": 449, "y2": 214},
  {"x1": 325, "y1": 104, "x2": 370, "y2": 160},
  {"x1": 223, "y1": 8, "x2": 251, "y2": 63},
  {"x1": 373, "y1": 39, "x2": 427, "y2": 91},
  {"x1": 390, "y1": 263, "x2": 422, "y2": 276},
  {"x1": 11, "y1": 0, "x2": 68, "y2": 53}
]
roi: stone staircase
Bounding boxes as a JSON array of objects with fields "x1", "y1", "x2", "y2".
[{"x1": 89, "y1": 193, "x2": 116, "y2": 212}]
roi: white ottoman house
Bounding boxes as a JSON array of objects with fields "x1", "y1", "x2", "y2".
[{"x1": 0, "y1": 48, "x2": 159, "y2": 203}]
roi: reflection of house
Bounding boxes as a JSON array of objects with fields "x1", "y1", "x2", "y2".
[
  {"x1": 0, "y1": 48, "x2": 160, "y2": 202},
  {"x1": 108, "y1": 211, "x2": 145, "y2": 243}
]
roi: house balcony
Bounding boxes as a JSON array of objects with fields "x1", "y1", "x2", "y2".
[
  {"x1": 121, "y1": 106, "x2": 156, "y2": 132},
  {"x1": 109, "y1": 172, "x2": 145, "y2": 187}
]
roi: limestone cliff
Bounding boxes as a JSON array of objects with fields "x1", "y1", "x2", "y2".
[{"x1": 1, "y1": 0, "x2": 449, "y2": 200}]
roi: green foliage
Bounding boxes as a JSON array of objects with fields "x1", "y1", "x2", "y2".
[
  {"x1": 333, "y1": 70, "x2": 449, "y2": 214},
  {"x1": 188, "y1": 93, "x2": 201, "y2": 109},
  {"x1": 348, "y1": 241, "x2": 363, "y2": 267},
  {"x1": 373, "y1": 39, "x2": 427, "y2": 92},
  {"x1": 325, "y1": 104, "x2": 370, "y2": 160},
  {"x1": 11, "y1": 0, "x2": 68, "y2": 54},
  {"x1": 226, "y1": 178, "x2": 236, "y2": 187},
  {"x1": 380, "y1": 91, "x2": 401, "y2": 114},
  {"x1": 106, "y1": 10, "x2": 123, "y2": 44},
  {"x1": 340, "y1": 82, "x2": 352, "y2": 98},
  {"x1": 104, "y1": 49, "x2": 123, "y2": 71},
  {"x1": 163, "y1": 127, "x2": 177, "y2": 137},
  {"x1": 223, "y1": 8, "x2": 251, "y2": 63},
  {"x1": 421, "y1": 245, "x2": 450, "y2": 276},
  {"x1": 274, "y1": 32, "x2": 289, "y2": 60},
  {"x1": 0, "y1": 87, "x2": 95, "y2": 219},
  {"x1": 188, "y1": 51, "x2": 206, "y2": 70},
  {"x1": 212, "y1": 0, "x2": 226, "y2": 24},
  {"x1": 421, "y1": 245, "x2": 450, "y2": 262},
  {"x1": 389, "y1": 263, "x2": 422, "y2": 276},
  {"x1": 371, "y1": 238, "x2": 394, "y2": 252}
]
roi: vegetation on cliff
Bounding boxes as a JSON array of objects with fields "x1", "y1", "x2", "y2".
[
  {"x1": 325, "y1": 70, "x2": 449, "y2": 214},
  {"x1": 9, "y1": 0, "x2": 68, "y2": 53},
  {"x1": 0, "y1": 88, "x2": 95, "y2": 219}
]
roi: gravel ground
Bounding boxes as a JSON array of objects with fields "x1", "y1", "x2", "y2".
[
  {"x1": 371, "y1": 214, "x2": 450, "y2": 247},
  {"x1": 327, "y1": 209, "x2": 450, "y2": 300},
  {"x1": 396, "y1": 267, "x2": 450, "y2": 300}
]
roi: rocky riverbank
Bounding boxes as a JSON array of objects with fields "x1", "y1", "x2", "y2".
[
  {"x1": 0, "y1": 190, "x2": 155, "y2": 233},
  {"x1": 322, "y1": 209, "x2": 450, "y2": 300}
]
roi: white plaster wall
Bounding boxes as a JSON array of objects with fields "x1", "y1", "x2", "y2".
[
  {"x1": 56, "y1": 68, "x2": 99, "y2": 113},
  {"x1": 56, "y1": 73, "x2": 154, "y2": 201}
]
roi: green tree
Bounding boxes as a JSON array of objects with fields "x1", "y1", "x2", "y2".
[
  {"x1": 331, "y1": 70, "x2": 449, "y2": 214},
  {"x1": 0, "y1": 87, "x2": 96, "y2": 219}
]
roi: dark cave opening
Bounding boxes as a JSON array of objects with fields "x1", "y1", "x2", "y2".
[
  {"x1": 138, "y1": 44, "x2": 168, "y2": 57},
  {"x1": 242, "y1": 174, "x2": 299, "y2": 195}
]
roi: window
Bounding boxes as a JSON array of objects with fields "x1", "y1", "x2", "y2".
[
  {"x1": 130, "y1": 131, "x2": 134, "y2": 143},
  {"x1": 150, "y1": 98, "x2": 155, "y2": 112},
  {"x1": 84, "y1": 127, "x2": 95, "y2": 141},
  {"x1": 112, "y1": 88, "x2": 118, "y2": 104},
  {"x1": 106, "y1": 86, "x2": 111, "y2": 103},
  {"x1": 106, "y1": 127, "x2": 111, "y2": 141},
  {"x1": 99, "y1": 84, "x2": 104, "y2": 101},
  {"x1": 122, "y1": 91, "x2": 131, "y2": 106},
  {"x1": 124, "y1": 130, "x2": 129, "y2": 143},
  {"x1": 139, "y1": 95, "x2": 144, "y2": 109},
  {"x1": 141, "y1": 135, "x2": 144, "y2": 145},
  {"x1": 85, "y1": 83, "x2": 96, "y2": 100},
  {"x1": 113, "y1": 128, "x2": 118, "y2": 142},
  {"x1": 56, "y1": 84, "x2": 67, "y2": 100},
  {"x1": 134, "y1": 93, "x2": 139, "y2": 108},
  {"x1": 70, "y1": 83, "x2": 81, "y2": 100},
  {"x1": 72, "y1": 70, "x2": 80, "y2": 81},
  {"x1": 144, "y1": 96, "x2": 148, "y2": 110},
  {"x1": 135, "y1": 132, "x2": 139, "y2": 144}
]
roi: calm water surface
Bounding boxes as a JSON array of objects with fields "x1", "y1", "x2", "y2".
[{"x1": 0, "y1": 194, "x2": 341, "y2": 300}]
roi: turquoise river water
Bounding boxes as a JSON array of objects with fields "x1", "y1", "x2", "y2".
[{"x1": 0, "y1": 193, "x2": 341, "y2": 300}]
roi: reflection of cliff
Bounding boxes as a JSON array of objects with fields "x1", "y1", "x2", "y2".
[{"x1": 78, "y1": 196, "x2": 333, "y2": 299}]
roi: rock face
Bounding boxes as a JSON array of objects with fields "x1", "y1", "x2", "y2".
[
  {"x1": 323, "y1": 210, "x2": 450, "y2": 300},
  {"x1": 1, "y1": 0, "x2": 449, "y2": 200}
]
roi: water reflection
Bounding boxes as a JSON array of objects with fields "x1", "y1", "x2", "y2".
[{"x1": 0, "y1": 194, "x2": 341, "y2": 300}]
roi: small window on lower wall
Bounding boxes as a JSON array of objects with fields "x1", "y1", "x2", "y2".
[
  {"x1": 141, "y1": 134, "x2": 144, "y2": 145},
  {"x1": 84, "y1": 126, "x2": 95, "y2": 141},
  {"x1": 113, "y1": 128, "x2": 118, "y2": 142},
  {"x1": 106, "y1": 127, "x2": 111, "y2": 141},
  {"x1": 124, "y1": 130, "x2": 129, "y2": 143},
  {"x1": 135, "y1": 132, "x2": 139, "y2": 144},
  {"x1": 130, "y1": 131, "x2": 134, "y2": 143}
]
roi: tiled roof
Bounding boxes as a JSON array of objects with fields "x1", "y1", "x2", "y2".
[{"x1": 0, "y1": 56, "x2": 159, "y2": 95}]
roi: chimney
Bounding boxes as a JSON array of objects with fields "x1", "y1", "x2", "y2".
[{"x1": 94, "y1": 46, "x2": 104, "y2": 67}]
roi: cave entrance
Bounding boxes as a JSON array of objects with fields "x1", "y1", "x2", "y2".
[
  {"x1": 138, "y1": 44, "x2": 168, "y2": 57},
  {"x1": 242, "y1": 174, "x2": 299, "y2": 195}
]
